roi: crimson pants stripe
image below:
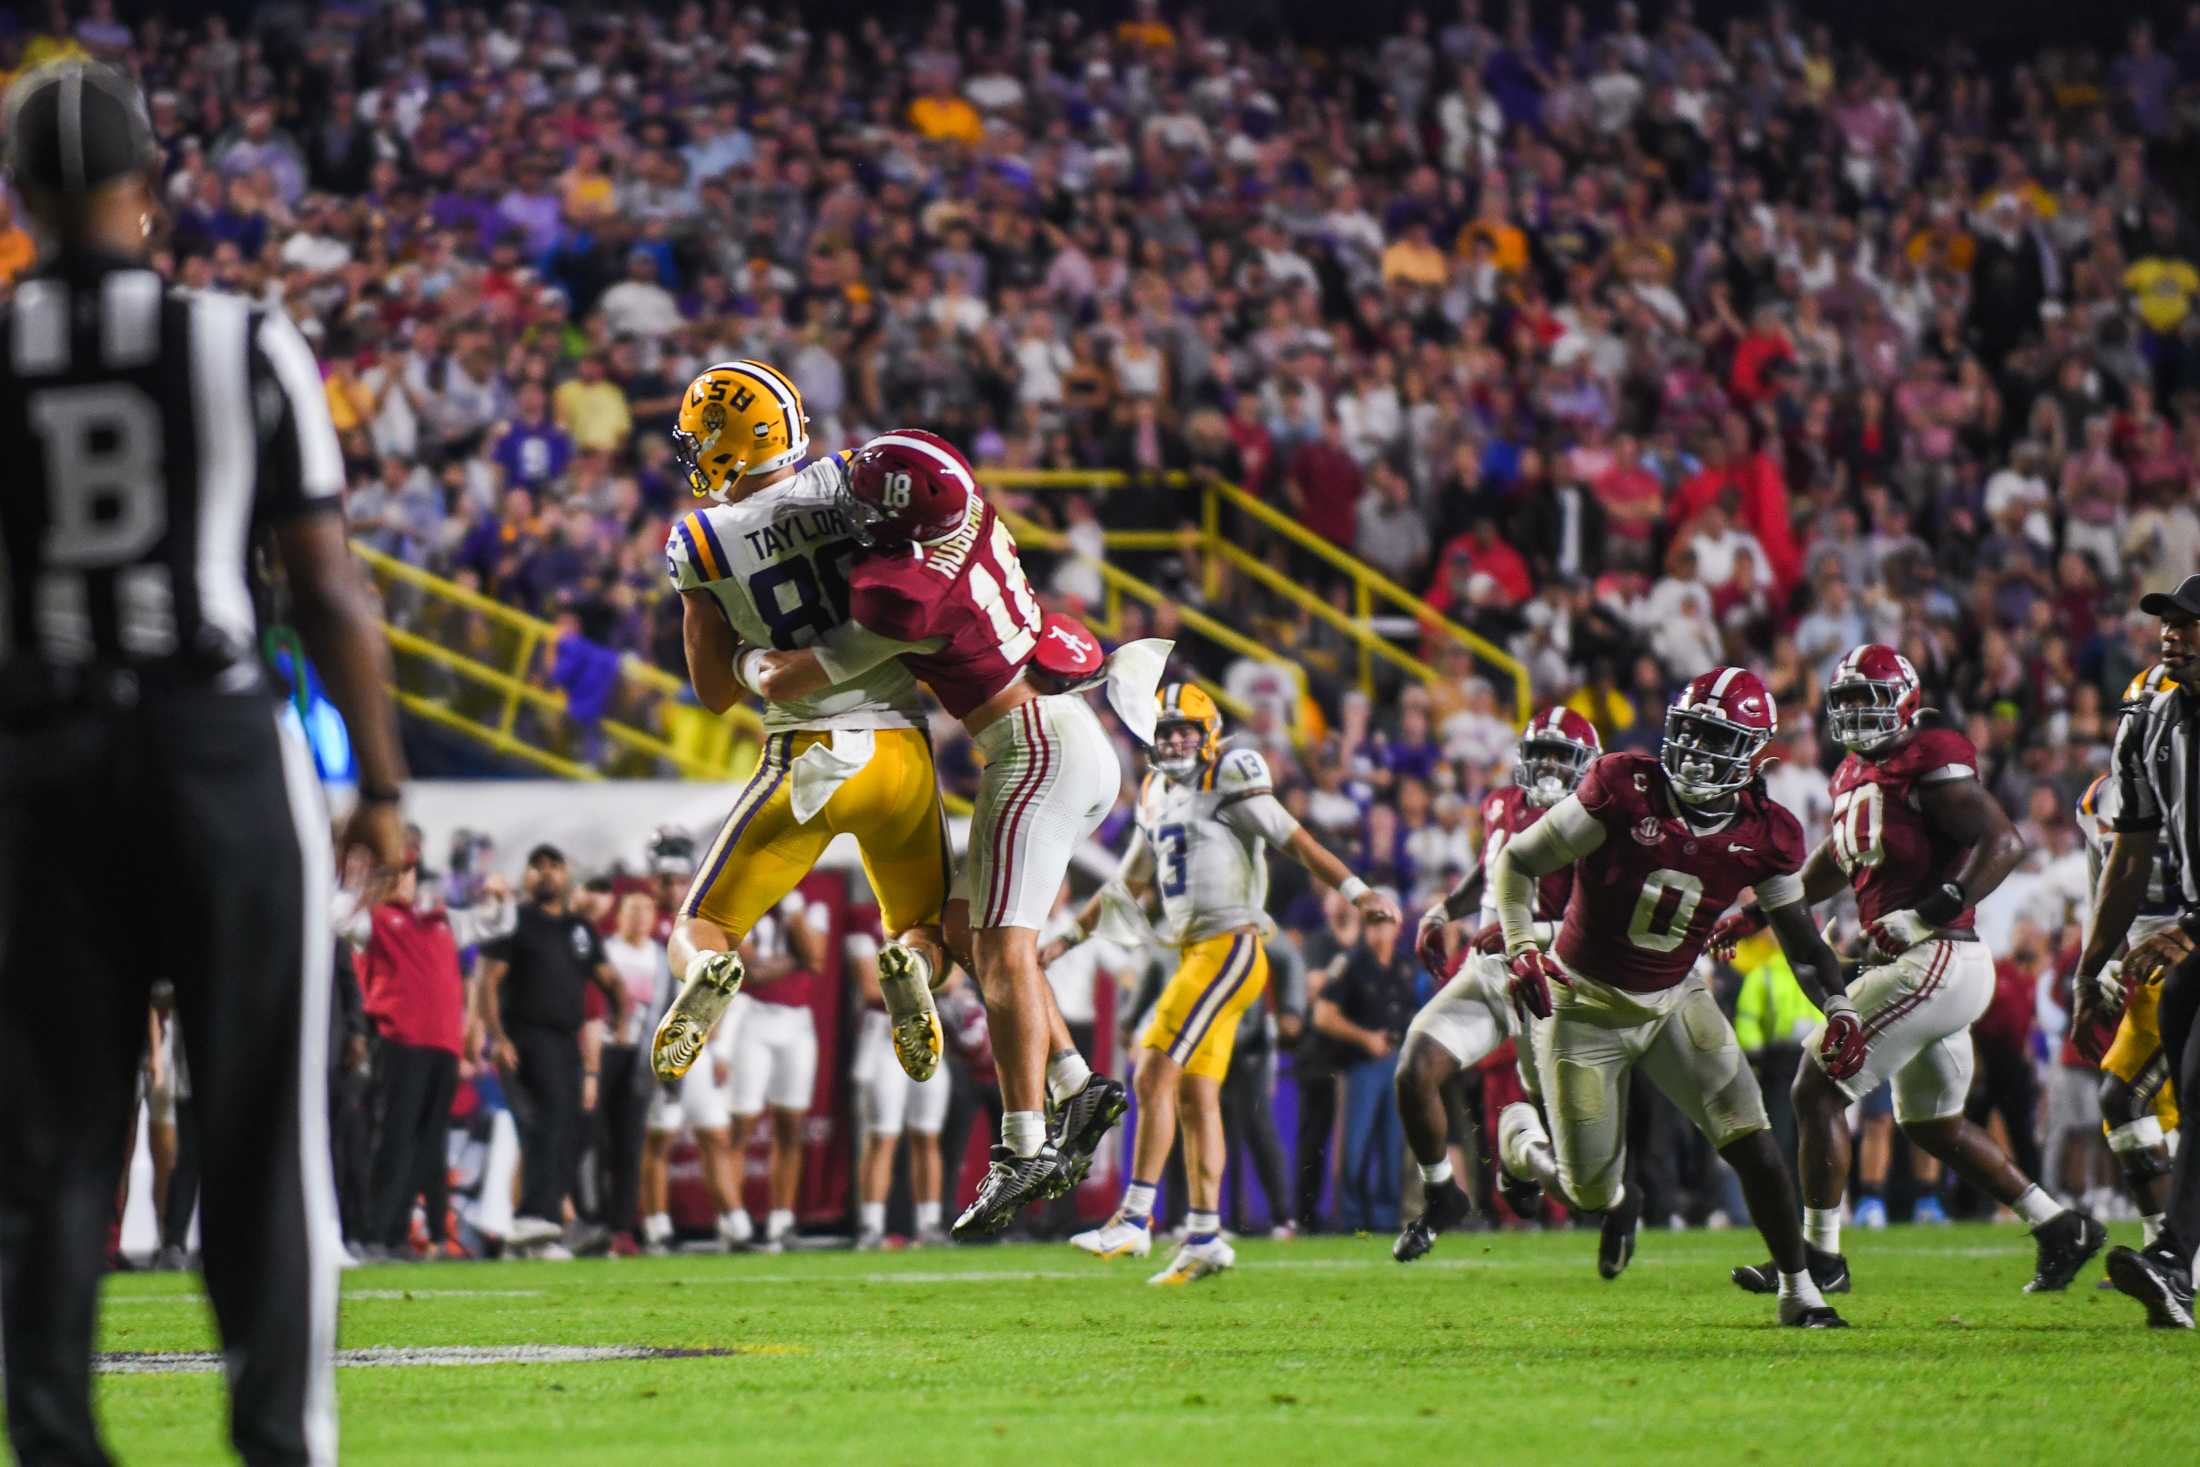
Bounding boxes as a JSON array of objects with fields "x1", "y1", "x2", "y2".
[
  {"x1": 1861, "y1": 940, "x2": 1952, "y2": 1043},
  {"x1": 986, "y1": 702, "x2": 1052, "y2": 927}
]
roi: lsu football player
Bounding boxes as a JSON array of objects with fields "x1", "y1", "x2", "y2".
[
  {"x1": 652, "y1": 361, "x2": 949, "y2": 1093},
  {"x1": 2074, "y1": 664, "x2": 2185, "y2": 1247},
  {"x1": 1043, "y1": 686, "x2": 1397, "y2": 1284}
]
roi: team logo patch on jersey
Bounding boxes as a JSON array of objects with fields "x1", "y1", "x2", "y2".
[{"x1": 1632, "y1": 816, "x2": 1662, "y2": 847}]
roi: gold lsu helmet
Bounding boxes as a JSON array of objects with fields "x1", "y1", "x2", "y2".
[
  {"x1": 2122, "y1": 662, "x2": 2181, "y2": 712},
  {"x1": 674, "y1": 359, "x2": 810, "y2": 501},
  {"x1": 1152, "y1": 682, "x2": 1224, "y2": 780}
]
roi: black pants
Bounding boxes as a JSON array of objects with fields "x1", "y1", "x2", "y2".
[
  {"x1": 329, "y1": 1048, "x2": 372, "y2": 1247},
  {"x1": 507, "y1": 1024, "x2": 582, "y2": 1223},
  {"x1": 161, "y1": 1098, "x2": 201, "y2": 1254},
  {"x1": 0, "y1": 696, "x2": 339, "y2": 1467},
  {"x1": 594, "y1": 1043, "x2": 650, "y2": 1234},
  {"x1": 2155, "y1": 949, "x2": 2200, "y2": 1248},
  {"x1": 1964, "y1": 1035, "x2": 2043, "y2": 1182},
  {"x1": 1295, "y1": 1068, "x2": 1339, "y2": 1230},
  {"x1": 369, "y1": 1038, "x2": 458, "y2": 1249},
  {"x1": 1222, "y1": 1044, "x2": 1290, "y2": 1232}
]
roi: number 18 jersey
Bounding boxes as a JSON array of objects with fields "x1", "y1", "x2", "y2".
[{"x1": 665, "y1": 455, "x2": 925, "y2": 733}]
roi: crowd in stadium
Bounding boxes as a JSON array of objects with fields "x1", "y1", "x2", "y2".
[{"x1": 30, "y1": 0, "x2": 2200, "y2": 1246}]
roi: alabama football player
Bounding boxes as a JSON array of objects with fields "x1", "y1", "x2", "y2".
[
  {"x1": 652, "y1": 363, "x2": 951, "y2": 1105},
  {"x1": 1716, "y1": 645, "x2": 2103, "y2": 1297},
  {"x1": 1393, "y1": 709, "x2": 1593, "y2": 1266},
  {"x1": 1046, "y1": 685, "x2": 1398, "y2": 1285},
  {"x1": 1489, "y1": 667, "x2": 1850, "y2": 1326},
  {"x1": 734, "y1": 429, "x2": 1171, "y2": 1237}
]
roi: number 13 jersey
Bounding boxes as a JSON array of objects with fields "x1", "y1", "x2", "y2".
[
  {"x1": 665, "y1": 454, "x2": 924, "y2": 733},
  {"x1": 1131, "y1": 748, "x2": 1285, "y2": 945}
]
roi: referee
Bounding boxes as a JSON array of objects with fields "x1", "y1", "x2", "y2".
[
  {"x1": 0, "y1": 61, "x2": 405, "y2": 1466},
  {"x1": 2078, "y1": 573, "x2": 2200, "y2": 1327}
]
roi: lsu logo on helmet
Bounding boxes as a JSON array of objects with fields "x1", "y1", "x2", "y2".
[{"x1": 674, "y1": 360, "x2": 809, "y2": 501}]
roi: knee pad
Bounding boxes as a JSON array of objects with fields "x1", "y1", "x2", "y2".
[{"x1": 2108, "y1": 1117, "x2": 2172, "y2": 1181}]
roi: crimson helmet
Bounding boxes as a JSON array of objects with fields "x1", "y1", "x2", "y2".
[
  {"x1": 1826, "y1": 643, "x2": 1923, "y2": 754},
  {"x1": 1663, "y1": 666, "x2": 1777, "y2": 804},
  {"x1": 1027, "y1": 612, "x2": 1108, "y2": 694},
  {"x1": 841, "y1": 428, "x2": 976, "y2": 546},
  {"x1": 1515, "y1": 706, "x2": 1601, "y2": 806}
]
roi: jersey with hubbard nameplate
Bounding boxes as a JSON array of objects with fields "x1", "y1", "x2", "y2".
[
  {"x1": 1477, "y1": 784, "x2": 1575, "y2": 929},
  {"x1": 664, "y1": 453, "x2": 925, "y2": 733},
  {"x1": 1556, "y1": 751, "x2": 1806, "y2": 993},
  {"x1": 839, "y1": 497, "x2": 1042, "y2": 720},
  {"x1": 1826, "y1": 723, "x2": 1979, "y2": 930},
  {"x1": 2079, "y1": 771, "x2": 2182, "y2": 941},
  {"x1": 1129, "y1": 747, "x2": 1294, "y2": 945},
  {"x1": 0, "y1": 264, "x2": 344, "y2": 709}
]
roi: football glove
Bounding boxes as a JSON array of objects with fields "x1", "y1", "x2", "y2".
[
  {"x1": 1507, "y1": 948, "x2": 1566, "y2": 1023},
  {"x1": 1708, "y1": 905, "x2": 1768, "y2": 960},
  {"x1": 1415, "y1": 908, "x2": 1452, "y2": 977},
  {"x1": 1472, "y1": 921, "x2": 1509, "y2": 955},
  {"x1": 2089, "y1": 959, "x2": 2130, "y2": 1010},
  {"x1": 1864, "y1": 908, "x2": 1934, "y2": 958},
  {"x1": 1818, "y1": 995, "x2": 1867, "y2": 1082}
]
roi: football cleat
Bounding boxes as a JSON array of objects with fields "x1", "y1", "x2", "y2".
[
  {"x1": 1150, "y1": 1236, "x2": 1236, "y2": 1286},
  {"x1": 878, "y1": 940, "x2": 944, "y2": 1082},
  {"x1": 1598, "y1": 1186, "x2": 1641, "y2": 1281},
  {"x1": 507, "y1": 1215, "x2": 563, "y2": 1247},
  {"x1": 1778, "y1": 1299, "x2": 1851, "y2": 1328},
  {"x1": 952, "y1": 1144, "x2": 1064, "y2": 1239},
  {"x1": 1912, "y1": 1194, "x2": 1950, "y2": 1225},
  {"x1": 1394, "y1": 1181, "x2": 1474, "y2": 1262},
  {"x1": 2025, "y1": 1212, "x2": 2107, "y2": 1294},
  {"x1": 2104, "y1": 1244, "x2": 2195, "y2": 1327},
  {"x1": 1852, "y1": 1195, "x2": 1888, "y2": 1230},
  {"x1": 1071, "y1": 1210, "x2": 1154, "y2": 1259},
  {"x1": 1732, "y1": 1245, "x2": 1851, "y2": 1296},
  {"x1": 653, "y1": 950, "x2": 745, "y2": 1081},
  {"x1": 854, "y1": 1227, "x2": 885, "y2": 1252},
  {"x1": 1046, "y1": 1074, "x2": 1130, "y2": 1198}
]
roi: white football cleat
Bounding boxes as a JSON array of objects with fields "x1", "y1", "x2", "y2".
[
  {"x1": 507, "y1": 1215, "x2": 563, "y2": 1247},
  {"x1": 1498, "y1": 1101, "x2": 1550, "y2": 1184},
  {"x1": 1070, "y1": 1210, "x2": 1154, "y2": 1259},
  {"x1": 653, "y1": 949, "x2": 745, "y2": 1081},
  {"x1": 878, "y1": 940, "x2": 944, "y2": 1082},
  {"x1": 1149, "y1": 1235, "x2": 1235, "y2": 1285}
]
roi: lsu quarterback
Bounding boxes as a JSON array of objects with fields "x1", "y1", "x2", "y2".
[
  {"x1": 651, "y1": 360, "x2": 949, "y2": 1096},
  {"x1": 1042, "y1": 685, "x2": 1398, "y2": 1284}
]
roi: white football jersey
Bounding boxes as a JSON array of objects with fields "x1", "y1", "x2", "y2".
[
  {"x1": 1129, "y1": 747, "x2": 1295, "y2": 945},
  {"x1": 665, "y1": 454, "x2": 924, "y2": 733},
  {"x1": 2079, "y1": 773, "x2": 2181, "y2": 943}
]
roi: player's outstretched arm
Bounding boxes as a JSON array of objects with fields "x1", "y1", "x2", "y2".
[
  {"x1": 1041, "y1": 835, "x2": 1155, "y2": 966},
  {"x1": 680, "y1": 590, "x2": 746, "y2": 714},
  {"x1": 1282, "y1": 825, "x2": 1399, "y2": 924}
]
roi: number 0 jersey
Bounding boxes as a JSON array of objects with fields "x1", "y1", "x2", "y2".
[
  {"x1": 1126, "y1": 747, "x2": 1297, "y2": 945},
  {"x1": 665, "y1": 454, "x2": 924, "y2": 733}
]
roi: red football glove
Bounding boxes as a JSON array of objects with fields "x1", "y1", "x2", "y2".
[
  {"x1": 1414, "y1": 909, "x2": 1453, "y2": 978},
  {"x1": 1863, "y1": 908, "x2": 1933, "y2": 959},
  {"x1": 1471, "y1": 921, "x2": 1508, "y2": 955},
  {"x1": 1818, "y1": 996, "x2": 1867, "y2": 1082},
  {"x1": 1708, "y1": 905, "x2": 1768, "y2": 961},
  {"x1": 1507, "y1": 948, "x2": 1567, "y2": 1023}
]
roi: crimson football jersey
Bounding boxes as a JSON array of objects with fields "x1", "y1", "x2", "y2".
[
  {"x1": 1478, "y1": 785, "x2": 1574, "y2": 924},
  {"x1": 1826, "y1": 723, "x2": 1979, "y2": 931},
  {"x1": 845, "y1": 497, "x2": 1043, "y2": 719},
  {"x1": 1554, "y1": 752, "x2": 1806, "y2": 993}
]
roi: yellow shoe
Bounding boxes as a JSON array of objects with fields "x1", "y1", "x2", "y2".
[
  {"x1": 652, "y1": 950, "x2": 744, "y2": 1081},
  {"x1": 878, "y1": 941, "x2": 943, "y2": 1082}
]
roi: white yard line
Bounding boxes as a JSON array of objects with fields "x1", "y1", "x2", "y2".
[
  {"x1": 96, "y1": 1344, "x2": 764, "y2": 1375},
  {"x1": 105, "y1": 1288, "x2": 546, "y2": 1307}
]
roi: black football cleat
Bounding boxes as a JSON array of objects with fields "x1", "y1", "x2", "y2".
[
  {"x1": 1497, "y1": 1169, "x2": 1544, "y2": 1222},
  {"x1": 2024, "y1": 1211, "x2": 2107, "y2": 1294},
  {"x1": 1045, "y1": 1074, "x2": 1129, "y2": 1199},
  {"x1": 953, "y1": 1144, "x2": 1065, "y2": 1239},
  {"x1": 2105, "y1": 1244, "x2": 2196, "y2": 1328},
  {"x1": 1732, "y1": 1245, "x2": 1851, "y2": 1296},
  {"x1": 1779, "y1": 1301, "x2": 1851, "y2": 1329},
  {"x1": 1394, "y1": 1181, "x2": 1474, "y2": 1262},
  {"x1": 1598, "y1": 1188, "x2": 1640, "y2": 1281}
]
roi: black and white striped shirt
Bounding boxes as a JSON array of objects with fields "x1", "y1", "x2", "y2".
[
  {"x1": 0, "y1": 250, "x2": 343, "y2": 712},
  {"x1": 2111, "y1": 685, "x2": 2200, "y2": 913}
]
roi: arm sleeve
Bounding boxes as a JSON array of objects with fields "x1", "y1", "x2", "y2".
[
  {"x1": 1114, "y1": 826, "x2": 1157, "y2": 886},
  {"x1": 250, "y1": 308, "x2": 346, "y2": 521},
  {"x1": 1492, "y1": 795, "x2": 1606, "y2": 953}
]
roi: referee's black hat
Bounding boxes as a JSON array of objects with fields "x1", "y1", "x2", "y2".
[
  {"x1": 2139, "y1": 574, "x2": 2200, "y2": 621},
  {"x1": 4, "y1": 59, "x2": 158, "y2": 195}
]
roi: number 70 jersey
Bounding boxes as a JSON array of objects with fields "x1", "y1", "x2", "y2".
[{"x1": 665, "y1": 454, "x2": 926, "y2": 733}]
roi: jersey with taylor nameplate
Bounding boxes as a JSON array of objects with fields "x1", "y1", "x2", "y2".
[
  {"x1": 665, "y1": 453, "x2": 925, "y2": 733},
  {"x1": 1135, "y1": 747, "x2": 1288, "y2": 945},
  {"x1": 1555, "y1": 751, "x2": 1806, "y2": 994},
  {"x1": 1825, "y1": 723, "x2": 1978, "y2": 931},
  {"x1": 1476, "y1": 784, "x2": 1576, "y2": 930}
]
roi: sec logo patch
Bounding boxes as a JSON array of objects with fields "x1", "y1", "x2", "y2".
[{"x1": 1632, "y1": 817, "x2": 1662, "y2": 846}]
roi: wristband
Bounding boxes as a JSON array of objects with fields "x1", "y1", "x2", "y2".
[
  {"x1": 1822, "y1": 992, "x2": 1857, "y2": 1019},
  {"x1": 1914, "y1": 881, "x2": 1966, "y2": 926},
  {"x1": 2181, "y1": 911, "x2": 2200, "y2": 941},
  {"x1": 357, "y1": 783, "x2": 401, "y2": 806},
  {"x1": 1062, "y1": 917, "x2": 1091, "y2": 946},
  {"x1": 1339, "y1": 876, "x2": 1372, "y2": 903},
  {"x1": 733, "y1": 647, "x2": 772, "y2": 694}
]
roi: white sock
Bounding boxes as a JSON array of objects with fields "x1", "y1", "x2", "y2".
[
  {"x1": 1419, "y1": 1158, "x2": 1454, "y2": 1187},
  {"x1": 1002, "y1": 1109, "x2": 1047, "y2": 1158},
  {"x1": 721, "y1": 1209, "x2": 750, "y2": 1232},
  {"x1": 914, "y1": 1200, "x2": 941, "y2": 1230},
  {"x1": 2013, "y1": 1184, "x2": 2062, "y2": 1229},
  {"x1": 1778, "y1": 1270, "x2": 1826, "y2": 1309},
  {"x1": 1186, "y1": 1209, "x2": 1220, "y2": 1242},
  {"x1": 768, "y1": 1208, "x2": 795, "y2": 1236},
  {"x1": 643, "y1": 1212, "x2": 672, "y2": 1243},
  {"x1": 1122, "y1": 1182, "x2": 1158, "y2": 1220},
  {"x1": 859, "y1": 1201, "x2": 885, "y2": 1234},
  {"x1": 2144, "y1": 1213, "x2": 2167, "y2": 1247},
  {"x1": 1804, "y1": 1206, "x2": 1842, "y2": 1255},
  {"x1": 1046, "y1": 1050, "x2": 1093, "y2": 1107}
]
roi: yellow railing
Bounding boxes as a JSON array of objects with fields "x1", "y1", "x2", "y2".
[{"x1": 987, "y1": 470, "x2": 1533, "y2": 724}]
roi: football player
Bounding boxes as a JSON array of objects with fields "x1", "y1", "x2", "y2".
[
  {"x1": 2071, "y1": 666, "x2": 2185, "y2": 1249},
  {"x1": 1715, "y1": 646, "x2": 2103, "y2": 1296},
  {"x1": 732, "y1": 430, "x2": 1170, "y2": 1237},
  {"x1": 1489, "y1": 668, "x2": 1851, "y2": 1326},
  {"x1": 1394, "y1": 709, "x2": 1599, "y2": 1267},
  {"x1": 1046, "y1": 685, "x2": 1398, "y2": 1284},
  {"x1": 651, "y1": 364, "x2": 950, "y2": 1107}
]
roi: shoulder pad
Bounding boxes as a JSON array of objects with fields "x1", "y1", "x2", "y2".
[
  {"x1": 1575, "y1": 751, "x2": 1655, "y2": 824},
  {"x1": 1214, "y1": 748, "x2": 1273, "y2": 797},
  {"x1": 1888, "y1": 724, "x2": 1978, "y2": 781},
  {"x1": 1755, "y1": 795, "x2": 1807, "y2": 875},
  {"x1": 667, "y1": 508, "x2": 732, "y2": 590}
]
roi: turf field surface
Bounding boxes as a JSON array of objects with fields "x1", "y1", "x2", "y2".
[{"x1": 70, "y1": 1223, "x2": 2198, "y2": 1465}]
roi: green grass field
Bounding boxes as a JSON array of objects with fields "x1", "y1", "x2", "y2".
[{"x1": 72, "y1": 1223, "x2": 2198, "y2": 1465}]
